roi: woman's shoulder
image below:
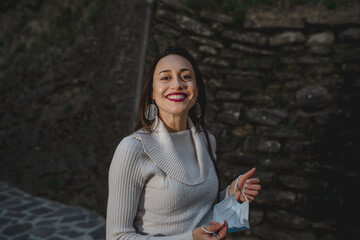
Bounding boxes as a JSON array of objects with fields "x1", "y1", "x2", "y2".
[
  {"x1": 116, "y1": 132, "x2": 143, "y2": 154},
  {"x1": 111, "y1": 132, "x2": 158, "y2": 177},
  {"x1": 204, "y1": 130, "x2": 217, "y2": 153}
]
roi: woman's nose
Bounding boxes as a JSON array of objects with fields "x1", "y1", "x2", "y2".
[{"x1": 171, "y1": 76, "x2": 185, "y2": 89}]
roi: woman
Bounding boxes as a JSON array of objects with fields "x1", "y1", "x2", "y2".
[{"x1": 106, "y1": 46, "x2": 261, "y2": 240}]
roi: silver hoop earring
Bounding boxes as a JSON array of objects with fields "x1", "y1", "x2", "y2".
[
  {"x1": 195, "y1": 101, "x2": 201, "y2": 118},
  {"x1": 145, "y1": 100, "x2": 158, "y2": 121}
]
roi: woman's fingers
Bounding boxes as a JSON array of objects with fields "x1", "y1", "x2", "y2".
[
  {"x1": 243, "y1": 183, "x2": 260, "y2": 202},
  {"x1": 246, "y1": 195, "x2": 254, "y2": 202},
  {"x1": 244, "y1": 189, "x2": 259, "y2": 197},
  {"x1": 246, "y1": 178, "x2": 260, "y2": 184},
  {"x1": 215, "y1": 221, "x2": 228, "y2": 240},
  {"x1": 246, "y1": 183, "x2": 261, "y2": 191},
  {"x1": 236, "y1": 181, "x2": 261, "y2": 202},
  {"x1": 204, "y1": 221, "x2": 225, "y2": 233},
  {"x1": 194, "y1": 221, "x2": 228, "y2": 240}
]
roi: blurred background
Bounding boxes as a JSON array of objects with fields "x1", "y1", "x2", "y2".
[{"x1": 1, "y1": 0, "x2": 359, "y2": 239}]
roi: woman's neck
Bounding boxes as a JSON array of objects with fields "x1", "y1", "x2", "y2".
[{"x1": 159, "y1": 113, "x2": 188, "y2": 133}]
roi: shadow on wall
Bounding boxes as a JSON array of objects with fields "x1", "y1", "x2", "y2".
[{"x1": 0, "y1": 0, "x2": 151, "y2": 218}]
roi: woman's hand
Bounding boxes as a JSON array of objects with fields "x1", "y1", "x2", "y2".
[
  {"x1": 228, "y1": 167, "x2": 261, "y2": 203},
  {"x1": 193, "y1": 221, "x2": 228, "y2": 240}
]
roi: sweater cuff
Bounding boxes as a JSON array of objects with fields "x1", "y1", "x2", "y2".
[{"x1": 218, "y1": 185, "x2": 231, "y2": 201}]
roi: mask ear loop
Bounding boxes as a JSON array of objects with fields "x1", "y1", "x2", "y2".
[
  {"x1": 242, "y1": 184, "x2": 248, "y2": 203},
  {"x1": 233, "y1": 175, "x2": 249, "y2": 202}
]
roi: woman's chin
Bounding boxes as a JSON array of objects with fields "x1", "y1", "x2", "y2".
[{"x1": 160, "y1": 110, "x2": 190, "y2": 118}]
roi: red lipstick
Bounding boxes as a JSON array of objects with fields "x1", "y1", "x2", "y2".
[{"x1": 166, "y1": 92, "x2": 188, "y2": 102}]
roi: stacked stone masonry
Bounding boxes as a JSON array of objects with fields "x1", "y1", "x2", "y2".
[{"x1": 147, "y1": 0, "x2": 360, "y2": 239}]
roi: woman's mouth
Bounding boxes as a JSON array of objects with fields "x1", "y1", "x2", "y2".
[{"x1": 166, "y1": 93, "x2": 188, "y2": 102}]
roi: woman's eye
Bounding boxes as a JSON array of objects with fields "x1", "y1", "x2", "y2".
[
  {"x1": 182, "y1": 75, "x2": 192, "y2": 80},
  {"x1": 161, "y1": 76, "x2": 170, "y2": 81}
]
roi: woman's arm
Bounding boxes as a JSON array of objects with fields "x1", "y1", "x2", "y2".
[
  {"x1": 208, "y1": 133, "x2": 231, "y2": 202},
  {"x1": 208, "y1": 133, "x2": 261, "y2": 203},
  {"x1": 106, "y1": 142, "x2": 194, "y2": 240}
]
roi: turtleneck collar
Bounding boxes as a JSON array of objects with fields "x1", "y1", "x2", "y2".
[{"x1": 134, "y1": 116, "x2": 212, "y2": 185}]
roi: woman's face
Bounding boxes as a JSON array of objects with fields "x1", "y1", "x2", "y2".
[{"x1": 152, "y1": 54, "x2": 198, "y2": 120}]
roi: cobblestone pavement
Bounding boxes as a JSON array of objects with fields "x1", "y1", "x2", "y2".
[{"x1": 0, "y1": 182, "x2": 105, "y2": 240}]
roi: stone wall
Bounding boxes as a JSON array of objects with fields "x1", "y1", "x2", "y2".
[
  {"x1": 0, "y1": 0, "x2": 150, "y2": 217},
  {"x1": 147, "y1": 0, "x2": 360, "y2": 239}
]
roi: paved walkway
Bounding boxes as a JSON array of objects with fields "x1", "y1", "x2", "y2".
[{"x1": 0, "y1": 182, "x2": 105, "y2": 240}]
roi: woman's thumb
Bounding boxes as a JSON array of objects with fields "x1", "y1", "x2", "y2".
[
  {"x1": 239, "y1": 167, "x2": 256, "y2": 186},
  {"x1": 205, "y1": 221, "x2": 224, "y2": 232}
]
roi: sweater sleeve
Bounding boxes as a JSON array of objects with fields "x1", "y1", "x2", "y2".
[
  {"x1": 218, "y1": 186, "x2": 231, "y2": 202},
  {"x1": 208, "y1": 132, "x2": 217, "y2": 161},
  {"x1": 106, "y1": 141, "x2": 194, "y2": 240},
  {"x1": 207, "y1": 133, "x2": 230, "y2": 202}
]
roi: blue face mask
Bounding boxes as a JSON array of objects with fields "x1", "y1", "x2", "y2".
[{"x1": 212, "y1": 176, "x2": 250, "y2": 233}]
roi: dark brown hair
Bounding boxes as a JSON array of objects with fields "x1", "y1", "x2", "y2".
[{"x1": 134, "y1": 46, "x2": 219, "y2": 187}]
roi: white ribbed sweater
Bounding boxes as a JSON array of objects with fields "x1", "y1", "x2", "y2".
[{"x1": 106, "y1": 117, "x2": 228, "y2": 240}]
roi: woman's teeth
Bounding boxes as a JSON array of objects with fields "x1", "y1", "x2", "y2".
[{"x1": 168, "y1": 94, "x2": 186, "y2": 99}]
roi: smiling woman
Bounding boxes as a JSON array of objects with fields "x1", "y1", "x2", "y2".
[{"x1": 106, "y1": 46, "x2": 261, "y2": 240}]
